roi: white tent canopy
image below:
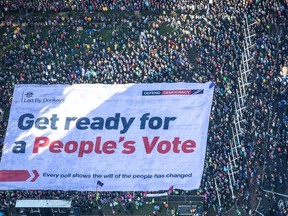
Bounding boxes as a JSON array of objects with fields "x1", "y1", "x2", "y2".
[{"x1": 15, "y1": 200, "x2": 72, "y2": 208}]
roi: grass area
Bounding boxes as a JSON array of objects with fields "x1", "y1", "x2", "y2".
[
  {"x1": 99, "y1": 29, "x2": 113, "y2": 42},
  {"x1": 158, "y1": 24, "x2": 177, "y2": 36}
]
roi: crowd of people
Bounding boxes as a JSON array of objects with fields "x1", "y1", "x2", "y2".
[
  {"x1": 0, "y1": 0, "x2": 287, "y2": 215},
  {"x1": 2, "y1": 0, "x2": 205, "y2": 13}
]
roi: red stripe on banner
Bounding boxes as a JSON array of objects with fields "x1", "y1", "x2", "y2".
[
  {"x1": 162, "y1": 90, "x2": 192, "y2": 95},
  {"x1": 31, "y1": 170, "x2": 39, "y2": 182},
  {"x1": 0, "y1": 170, "x2": 39, "y2": 182}
]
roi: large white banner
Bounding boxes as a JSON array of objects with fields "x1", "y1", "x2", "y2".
[{"x1": 0, "y1": 82, "x2": 214, "y2": 191}]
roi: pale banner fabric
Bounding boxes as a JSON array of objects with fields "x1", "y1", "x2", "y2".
[{"x1": 1, "y1": 82, "x2": 214, "y2": 191}]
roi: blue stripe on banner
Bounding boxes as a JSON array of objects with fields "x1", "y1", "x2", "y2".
[
  {"x1": 191, "y1": 89, "x2": 204, "y2": 95},
  {"x1": 142, "y1": 90, "x2": 162, "y2": 96}
]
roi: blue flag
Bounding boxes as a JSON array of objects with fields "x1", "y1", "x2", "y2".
[
  {"x1": 209, "y1": 82, "x2": 215, "y2": 89},
  {"x1": 97, "y1": 180, "x2": 104, "y2": 187}
]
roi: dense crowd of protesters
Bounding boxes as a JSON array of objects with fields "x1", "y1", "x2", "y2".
[
  {"x1": 1, "y1": 0, "x2": 203, "y2": 13},
  {"x1": 0, "y1": 0, "x2": 287, "y2": 215}
]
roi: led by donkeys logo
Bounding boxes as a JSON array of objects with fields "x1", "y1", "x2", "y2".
[
  {"x1": 25, "y1": 92, "x2": 34, "y2": 98},
  {"x1": 21, "y1": 91, "x2": 64, "y2": 103}
]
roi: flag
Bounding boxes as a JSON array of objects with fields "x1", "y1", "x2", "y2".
[
  {"x1": 97, "y1": 180, "x2": 104, "y2": 187},
  {"x1": 209, "y1": 81, "x2": 215, "y2": 89},
  {"x1": 168, "y1": 186, "x2": 173, "y2": 195}
]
